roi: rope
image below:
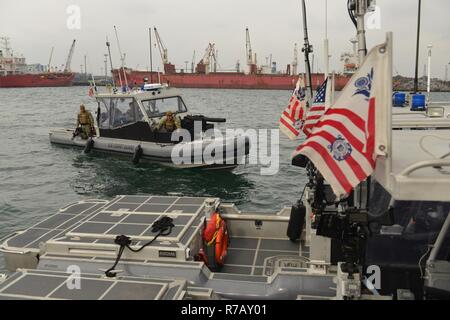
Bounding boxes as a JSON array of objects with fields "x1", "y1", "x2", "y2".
[{"x1": 105, "y1": 216, "x2": 174, "y2": 277}]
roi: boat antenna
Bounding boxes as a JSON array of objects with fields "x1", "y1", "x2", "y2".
[
  {"x1": 413, "y1": 0, "x2": 422, "y2": 93},
  {"x1": 300, "y1": 0, "x2": 314, "y2": 101},
  {"x1": 114, "y1": 25, "x2": 129, "y2": 90},
  {"x1": 86, "y1": 55, "x2": 97, "y2": 92},
  {"x1": 149, "y1": 27, "x2": 153, "y2": 83},
  {"x1": 324, "y1": 0, "x2": 330, "y2": 78},
  {"x1": 106, "y1": 37, "x2": 117, "y2": 90},
  {"x1": 426, "y1": 44, "x2": 432, "y2": 104},
  {"x1": 347, "y1": 0, "x2": 371, "y2": 65}
]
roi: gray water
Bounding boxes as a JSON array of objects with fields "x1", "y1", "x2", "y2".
[{"x1": 0, "y1": 86, "x2": 312, "y2": 271}]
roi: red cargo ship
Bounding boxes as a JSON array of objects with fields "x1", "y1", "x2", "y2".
[
  {"x1": 0, "y1": 73, "x2": 74, "y2": 88},
  {"x1": 113, "y1": 68, "x2": 350, "y2": 91},
  {"x1": 0, "y1": 37, "x2": 75, "y2": 88},
  {"x1": 112, "y1": 28, "x2": 351, "y2": 91}
]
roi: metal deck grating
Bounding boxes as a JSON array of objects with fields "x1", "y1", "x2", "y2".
[
  {"x1": 221, "y1": 237, "x2": 310, "y2": 276},
  {"x1": 4, "y1": 202, "x2": 107, "y2": 250},
  {"x1": 66, "y1": 195, "x2": 211, "y2": 244},
  {"x1": 0, "y1": 269, "x2": 186, "y2": 300}
]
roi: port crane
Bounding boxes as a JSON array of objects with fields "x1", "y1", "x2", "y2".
[
  {"x1": 292, "y1": 43, "x2": 298, "y2": 75},
  {"x1": 191, "y1": 50, "x2": 196, "y2": 73},
  {"x1": 47, "y1": 47, "x2": 54, "y2": 73},
  {"x1": 153, "y1": 27, "x2": 175, "y2": 74},
  {"x1": 245, "y1": 27, "x2": 257, "y2": 74},
  {"x1": 154, "y1": 27, "x2": 168, "y2": 65},
  {"x1": 196, "y1": 43, "x2": 216, "y2": 74},
  {"x1": 63, "y1": 39, "x2": 76, "y2": 73}
]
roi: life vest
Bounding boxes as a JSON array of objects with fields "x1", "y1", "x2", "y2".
[
  {"x1": 164, "y1": 117, "x2": 176, "y2": 131},
  {"x1": 78, "y1": 111, "x2": 93, "y2": 126},
  {"x1": 202, "y1": 212, "x2": 228, "y2": 270}
]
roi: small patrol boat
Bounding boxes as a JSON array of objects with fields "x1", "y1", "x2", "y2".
[{"x1": 49, "y1": 83, "x2": 250, "y2": 170}]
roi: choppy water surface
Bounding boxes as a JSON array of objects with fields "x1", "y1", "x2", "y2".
[{"x1": 0, "y1": 86, "x2": 315, "y2": 270}]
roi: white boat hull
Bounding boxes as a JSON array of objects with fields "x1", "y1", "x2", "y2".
[{"x1": 49, "y1": 128, "x2": 249, "y2": 169}]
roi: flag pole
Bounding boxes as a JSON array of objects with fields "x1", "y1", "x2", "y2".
[
  {"x1": 106, "y1": 37, "x2": 116, "y2": 90},
  {"x1": 149, "y1": 27, "x2": 153, "y2": 83},
  {"x1": 324, "y1": 0, "x2": 330, "y2": 78},
  {"x1": 300, "y1": 0, "x2": 314, "y2": 102}
]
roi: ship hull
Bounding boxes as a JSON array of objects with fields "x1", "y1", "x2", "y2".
[
  {"x1": 0, "y1": 72, "x2": 74, "y2": 88},
  {"x1": 114, "y1": 69, "x2": 350, "y2": 90}
]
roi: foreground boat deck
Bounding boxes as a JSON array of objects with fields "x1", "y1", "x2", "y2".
[
  {"x1": 1, "y1": 195, "x2": 333, "y2": 300},
  {"x1": 224, "y1": 237, "x2": 309, "y2": 276},
  {"x1": 0, "y1": 269, "x2": 188, "y2": 300}
]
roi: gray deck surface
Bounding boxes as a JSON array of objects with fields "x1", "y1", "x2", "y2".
[
  {"x1": 3, "y1": 195, "x2": 212, "y2": 251},
  {"x1": 221, "y1": 237, "x2": 310, "y2": 276},
  {"x1": 0, "y1": 269, "x2": 185, "y2": 300},
  {"x1": 66, "y1": 195, "x2": 209, "y2": 245},
  {"x1": 4, "y1": 201, "x2": 106, "y2": 250}
]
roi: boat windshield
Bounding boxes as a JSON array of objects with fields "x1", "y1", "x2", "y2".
[
  {"x1": 97, "y1": 97, "x2": 143, "y2": 129},
  {"x1": 141, "y1": 96, "x2": 187, "y2": 118}
]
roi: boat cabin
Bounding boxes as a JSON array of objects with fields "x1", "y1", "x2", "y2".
[
  {"x1": 95, "y1": 85, "x2": 220, "y2": 143},
  {"x1": 363, "y1": 127, "x2": 450, "y2": 298}
]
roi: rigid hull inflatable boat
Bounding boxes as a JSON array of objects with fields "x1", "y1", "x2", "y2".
[{"x1": 49, "y1": 85, "x2": 250, "y2": 169}]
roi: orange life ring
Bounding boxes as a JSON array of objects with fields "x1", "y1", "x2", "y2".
[
  {"x1": 214, "y1": 220, "x2": 228, "y2": 265},
  {"x1": 203, "y1": 212, "x2": 228, "y2": 269}
]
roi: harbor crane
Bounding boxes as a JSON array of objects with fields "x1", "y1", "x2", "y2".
[
  {"x1": 154, "y1": 27, "x2": 168, "y2": 65},
  {"x1": 191, "y1": 50, "x2": 196, "y2": 73},
  {"x1": 196, "y1": 43, "x2": 216, "y2": 74},
  {"x1": 292, "y1": 43, "x2": 298, "y2": 75},
  {"x1": 63, "y1": 39, "x2": 76, "y2": 73},
  {"x1": 153, "y1": 27, "x2": 175, "y2": 74},
  {"x1": 245, "y1": 27, "x2": 257, "y2": 74},
  {"x1": 47, "y1": 47, "x2": 54, "y2": 73}
]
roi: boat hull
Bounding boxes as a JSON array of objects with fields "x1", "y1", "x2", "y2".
[
  {"x1": 0, "y1": 72, "x2": 74, "y2": 88},
  {"x1": 49, "y1": 128, "x2": 249, "y2": 169},
  {"x1": 114, "y1": 69, "x2": 350, "y2": 91}
]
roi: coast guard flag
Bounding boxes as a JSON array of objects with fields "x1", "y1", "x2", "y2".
[
  {"x1": 292, "y1": 40, "x2": 391, "y2": 198},
  {"x1": 279, "y1": 76, "x2": 307, "y2": 140},
  {"x1": 302, "y1": 77, "x2": 331, "y2": 136}
]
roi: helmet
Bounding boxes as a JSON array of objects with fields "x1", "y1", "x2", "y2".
[{"x1": 165, "y1": 111, "x2": 174, "y2": 116}]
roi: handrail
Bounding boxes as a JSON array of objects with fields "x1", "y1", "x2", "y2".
[
  {"x1": 428, "y1": 101, "x2": 450, "y2": 106},
  {"x1": 399, "y1": 159, "x2": 450, "y2": 177},
  {"x1": 392, "y1": 112, "x2": 426, "y2": 117},
  {"x1": 428, "y1": 211, "x2": 450, "y2": 262}
]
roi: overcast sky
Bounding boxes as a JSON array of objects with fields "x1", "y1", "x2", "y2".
[{"x1": 1, "y1": 0, "x2": 449, "y2": 78}]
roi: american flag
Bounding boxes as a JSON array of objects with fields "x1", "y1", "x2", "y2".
[
  {"x1": 292, "y1": 41, "x2": 390, "y2": 198},
  {"x1": 302, "y1": 78, "x2": 330, "y2": 136},
  {"x1": 279, "y1": 77, "x2": 307, "y2": 140}
]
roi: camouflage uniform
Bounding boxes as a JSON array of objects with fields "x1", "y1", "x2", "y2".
[
  {"x1": 77, "y1": 110, "x2": 95, "y2": 139},
  {"x1": 156, "y1": 113, "x2": 181, "y2": 132}
]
